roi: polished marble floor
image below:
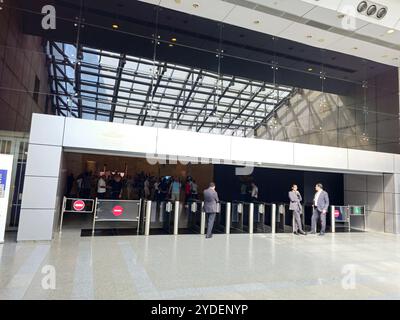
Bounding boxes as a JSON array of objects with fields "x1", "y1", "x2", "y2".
[{"x1": 1, "y1": 230, "x2": 400, "y2": 300}]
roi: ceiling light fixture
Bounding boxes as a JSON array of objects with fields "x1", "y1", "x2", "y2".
[
  {"x1": 192, "y1": 3, "x2": 199, "y2": 8},
  {"x1": 253, "y1": 20, "x2": 260, "y2": 24},
  {"x1": 357, "y1": 1, "x2": 368, "y2": 13},
  {"x1": 367, "y1": 4, "x2": 377, "y2": 16},
  {"x1": 171, "y1": 38, "x2": 177, "y2": 42},
  {"x1": 112, "y1": 24, "x2": 119, "y2": 29},
  {"x1": 387, "y1": 29, "x2": 395, "y2": 34},
  {"x1": 376, "y1": 7, "x2": 387, "y2": 19},
  {"x1": 308, "y1": 68, "x2": 313, "y2": 72},
  {"x1": 357, "y1": 1, "x2": 388, "y2": 20}
]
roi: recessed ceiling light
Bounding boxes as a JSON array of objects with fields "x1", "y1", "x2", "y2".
[
  {"x1": 387, "y1": 29, "x2": 395, "y2": 34},
  {"x1": 306, "y1": 35, "x2": 312, "y2": 38},
  {"x1": 171, "y1": 38, "x2": 177, "y2": 42},
  {"x1": 307, "y1": 68, "x2": 313, "y2": 72},
  {"x1": 169, "y1": 44, "x2": 174, "y2": 47},
  {"x1": 112, "y1": 24, "x2": 119, "y2": 29},
  {"x1": 253, "y1": 20, "x2": 260, "y2": 24},
  {"x1": 382, "y1": 55, "x2": 388, "y2": 58},
  {"x1": 192, "y1": 3, "x2": 199, "y2": 8},
  {"x1": 318, "y1": 38, "x2": 325, "y2": 42},
  {"x1": 393, "y1": 57, "x2": 399, "y2": 61},
  {"x1": 337, "y1": 14, "x2": 345, "y2": 19},
  {"x1": 174, "y1": 0, "x2": 182, "y2": 4},
  {"x1": 352, "y1": 47, "x2": 358, "y2": 50}
]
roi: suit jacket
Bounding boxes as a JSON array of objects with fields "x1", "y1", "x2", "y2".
[
  {"x1": 203, "y1": 187, "x2": 219, "y2": 213},
  {"x1": 314, "y1": 190, "x2": 330, "y2": 212},
  {"x1": 288, "y1": 191, "x2": 302, "y2": 211}
]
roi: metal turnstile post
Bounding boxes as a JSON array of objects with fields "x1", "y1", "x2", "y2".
[
  {"x1": 249, "y1": 203, "x2": 254, "y2": 234},
  {"x1": 225, "y1": 202, "x2": 231, "y2": 234},
  {"x1": 200, "y1": 202, "x2": 206, "y2": 235},
  {"x1": 330, "y1": 205, "x2": 335, "y2": 233},
  {"x1": 271, "y1": 203, "x2": 276, "y2": 234},
  {"x1": 59, "y1": 196, "x2": 66, "y2": 235},
  {"x1": 145, "y1": 200, "x2": 152, "y2": 236},
  {"x1": 174, "y1": 201, "x2": 179, "y2": 235}
]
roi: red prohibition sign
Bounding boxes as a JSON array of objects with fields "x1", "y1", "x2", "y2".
[
  {"x1": 73, "y1": 200, "x2": 85, "y2": 211},
  {"x1": 112, "y1": 205, "x2": 124, "y2": 217}
]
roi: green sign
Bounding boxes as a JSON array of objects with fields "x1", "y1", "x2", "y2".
[{"x1": 352, "y1": 206, "x2": 363, "y2": 215}]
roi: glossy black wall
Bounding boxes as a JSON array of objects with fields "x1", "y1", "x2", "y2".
[{"x1": 214, "y1": 164, "x2": 344, "y2": 205}]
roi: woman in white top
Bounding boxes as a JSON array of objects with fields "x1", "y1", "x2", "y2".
[{"x1": 97, "y1": 176, "x2": 107, "y2": 199}]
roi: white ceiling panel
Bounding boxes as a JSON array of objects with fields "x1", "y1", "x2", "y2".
[
  {"x1": 223, "y1": 5, "x2": 293, "y2": 36},
  {"x1": 251, "y1": 0, "x2": 315, "y2": 16},
  {"x1": 303, "y1": 6, "x2": 368, "y2": 30},
  {"x1": 355, "y1": 23, "x2": 400, "y2": 45},
  {"x1": 300, "y1": 0, "x2": 342, "y2": 11},
  {"x1": 140, "y1": 0, "x2": 236, "y2": 22},
  {"x1": 279, "y1": 22, "x2": 343, "y2": 50}
]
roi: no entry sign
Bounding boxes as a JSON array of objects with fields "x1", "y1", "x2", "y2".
[
  {"x1": 73, "y1": 200, "x2": 85, "y2": 212},
  {"x1": 112, "y1": 205, "x2": 124, "y2": 217}
]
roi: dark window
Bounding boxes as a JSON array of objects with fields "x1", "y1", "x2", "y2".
[{"x1": 33, "y1": 75, "x2": 40, "y2": 103}]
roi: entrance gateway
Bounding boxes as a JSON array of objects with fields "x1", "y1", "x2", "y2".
[{"x1": 16, "y1": 114, "x2": 400, "y2": 241}]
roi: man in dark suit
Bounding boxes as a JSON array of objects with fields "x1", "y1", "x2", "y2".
[
  {"x1": 311, "y1": 183, "x2": 330, "y2": 236},
  {"x1": 288, "y1": 184, "x2": 306, "y2": 235},
  {"x1": 203, "y1": 182, "x2": 219, "y2": 239}
]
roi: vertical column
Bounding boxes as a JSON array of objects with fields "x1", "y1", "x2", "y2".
[
  {"x1": 271, "y1": 204, "x2": 276, "y2": 234},
  {"x1": 17, "y1": 114, "x2": 65, "y2": 241},
  {"x1": 384, "y1": 160, "x2": 400, "y2": 234},
  {"x1": 249, "y1": 203, "x2": 254, "y2": 234},
  {"x1": 330, "y1": 205, "x2": 335, "y2": 233},
  {"x1": 225, "y1": 202, "x2": 231, "y2": 234},
  {"x1": 173, "y1": 201, "x2": 179, "y2": 235},
  {"x1": 145, "y1": 201, "x2": 152, "y2": 236},
  {"x1": 200, "y1": 202, "x2": 206, "y2": 235}
]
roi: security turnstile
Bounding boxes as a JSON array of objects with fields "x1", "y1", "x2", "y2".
[
  {"x1": 144, "y1": 200, "x2": 178, "y2": 235},
  {"x1": 276, "y1": 204, "x2": 293, "y2": 233},
  {"x1": 185, "y1": 200, "x2": 205, "y2": 234},
  {"x1": 252, "y1": 202, "x2": 274, "y2": 233}
]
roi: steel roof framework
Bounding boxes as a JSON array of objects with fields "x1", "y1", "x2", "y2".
[{"x1": 47, "y1": 41, "x2": 295, "y2": 137}]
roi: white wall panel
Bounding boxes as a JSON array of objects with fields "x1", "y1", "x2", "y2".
[
  {"x1": 21, "y1": 176, "x2": 59, "y2": 209},
  {"x1": 367, "y1": 211, "x2": 385, "y2": 232},
  {"x1": 348, "y1": 149, "x2": 394, "y2": 173},
  {"x1": 394, "y1": 154, "x2": 400, "y2": 173},
  {"x1": 17, "y1": 210, "x2": 55, "y2": 241},
  {"x1": 230, "y1": 137, "x2": 294, "y2": 166},
  {"x1": 156, "y1": 128, "x2": 231, "y2": 160},
  {"x1": 25, "y1": 145, "x2": 62, "y2": 177},
  {"x1": 29, "y1": 114, "x2": 65, "y2": 146},
  {"x1": 293, "y1": 143, "x2": 348, "y2": 170},
  {"x1": 63, "y1": 118, "x2": 157, "y2": 155}
]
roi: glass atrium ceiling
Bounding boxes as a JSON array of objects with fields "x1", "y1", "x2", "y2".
[{"x1": 47, "y1": 41, "x2": 295, "y2": 137}]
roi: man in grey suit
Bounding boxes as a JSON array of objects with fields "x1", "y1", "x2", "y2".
[
  {"x1": 311, "y1": 183, "x2": 330, "y2": 236},
  {"x1": 203, "y1": 182, "x2": 219, "y2": 239},
  {"x1": 288, "y1": 184, "x2": 306, "y2": 235}
]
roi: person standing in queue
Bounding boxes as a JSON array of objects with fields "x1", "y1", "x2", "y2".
[
  {"x1": 250, "y1": 182, "x2": 258, "y2": 202},
  {"x1": 203, "y1": 182, "x2": 220, "y2": 239},
  {"x1": 288, "y1": 184, "x2": 306, "y2": 235},
  {"x1": 311, "y1": 183, "x2": 330, "y2": 236}
]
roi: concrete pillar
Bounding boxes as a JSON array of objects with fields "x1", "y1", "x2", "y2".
[{"x1": 17, "y1": 115, "x2": 65, "y2": 241}]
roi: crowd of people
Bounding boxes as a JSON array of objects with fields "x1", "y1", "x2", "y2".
[{"x1": 65, "y1": 171, "x2": 199, "y2": 201}]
